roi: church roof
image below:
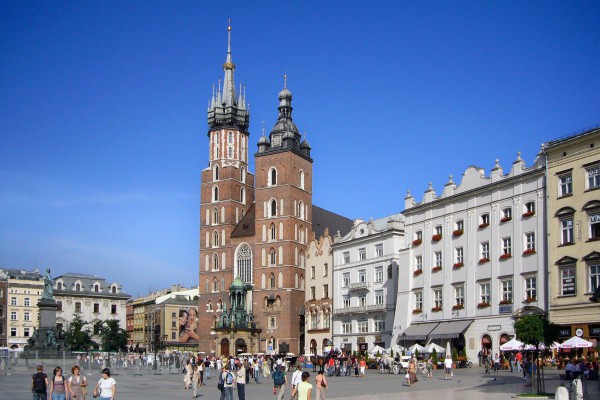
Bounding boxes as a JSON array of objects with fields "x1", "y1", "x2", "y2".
[{"x1": 231, "y1": 203, "x2": 256, "y2": 238}]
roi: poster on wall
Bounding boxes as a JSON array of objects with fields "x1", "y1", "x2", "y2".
[{"x1": 179, "y1": 307, "x2": 199, "y2": 343}]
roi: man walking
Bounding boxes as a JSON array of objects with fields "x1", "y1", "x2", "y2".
[
  {"x1": 272, "y1": 365, "x2": 287, "y2": 400},
  {"x1": 444, "y1": 354, "x2": 453, "y2": 380},
  {"x1": 291, "y1": 365, "x2": 303, "y2": 399},
  {"x1": 31, "y1": 364, "x2": 49, "y2": 400}
]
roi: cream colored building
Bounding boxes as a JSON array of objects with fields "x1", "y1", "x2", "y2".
[
  {"x1": 544, "y1": 126, "x2": 600, "y2": 344},
  {"x1": 304, "y1": 229, "x2": 334, "y2": 356},
  {"x1": 1, "y1": 269, "x2": 44, "y2": 349}
]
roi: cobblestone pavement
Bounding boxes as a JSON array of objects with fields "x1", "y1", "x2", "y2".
[{"x1": 1, "y1": 365, "x2": 598, "y2": 400}]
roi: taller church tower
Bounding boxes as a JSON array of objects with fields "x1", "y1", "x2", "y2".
[{"x1": 198, "y1": 23, "x2": 255, "y2": 353}]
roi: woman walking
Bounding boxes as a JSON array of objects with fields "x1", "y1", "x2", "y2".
[
  {"x1": 291, "y1": 372, "x2": 313, "y2": 400},
  {"x1": 93, "y1": 368, "x2": 116, "y2": 400},
  {"x1": 426, "y1": 356, "x2": 433, "y2": 378},
  {"x1": 184, "y1": 359, "x2": 193, "y2": 390},
  {"x1": 315, "y1": 370, "x2": 327, "y2": 400},
  {"x1": 67, "y1": 365, "x2": 88, "y2": 400},
  {"x1": 408, "y1": 358, "x2": 418, "y2": 387},
  {"x1": 49, "y1": 367, "x2": 67, "y2": 400}
]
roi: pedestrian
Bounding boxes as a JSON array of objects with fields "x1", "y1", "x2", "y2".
[
  {"x1": 236, "y1": 360, "x2": 246, "y2": 400},
  {"x1": 66, "y1": 365, "x2": 88, "y2": 400},
  {"x1": 315, "y1": 370, "x2": 327, "y2": 400},
  {"x1": 221, "y1": 364, "x2": 235, "y2": 400},
  {"x1": 354, "y1": 359, "x2": 359, "y2": 377},
  {"x1": 32, "y1": 364, "x2": 49, "y2": 400},
  {"x1": 254, "y1": 360, "x2": 260, "y2": 384},
  {"x1": 426, "y1": 356, "x2": 433, "y2": 378},
  {"x1": 291, "y1": 365, "x2": 302, "y2": 399},
  {"x1": 408, "y1": 358, "x2": 418, "y2": 386},
  {"x1": 199, "y1": 357, "x2": 205, "y2": 385},
  {"x1": 444, "y1": 354, "x2": 453, "y2": 380},
  {"x1": 192, "y1": 362, "x2": 201, "y2": 399},
  {"x1": 272, "y1": 365, "x2": 287, "y2": 400},
  {"x1": 484, "y1": 355, "x2": 490, "y2": 374},
  {"x1": 359, "y1": 358, "x2": 366, "y2": 378},
  {"x1": 93, "y1": 368, "x2": 116, "y2": 400},
  {"x1": 493, "y1": 353, "x2": 500, "y2": 373},
  {"x1": 516, "y1": 352, "x2": 523, "y2": 372},
  {"x1": 184, "y1": 359, "x2": 193, "y2": 390},
  {"x1": 509, "y1": 353, "x2": 515, "y2": 373},
  {"x1": 291, "y1": 372, "x2": 313, "y2": 400},
  {"x1": 49, "y1": 366, "x2": 67, "y2": 400}
]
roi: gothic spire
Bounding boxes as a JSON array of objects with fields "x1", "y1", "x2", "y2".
[{"x1": 222, "y1": 20, "x2": 236, "y2": 107}]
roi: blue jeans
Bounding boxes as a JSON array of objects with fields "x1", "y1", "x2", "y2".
[
  {"x1": 52, "y1": 394, "x2": 66, "y2": 400},
  {"x1": 237, "y1": 383, "x2": 246, "y2": 400},
  {"x1": 223, "y1": 386, "x2": 234, "y2": 400},
  {"x1": 32, "y1": 393, "x2": 46, "y2": 400}
]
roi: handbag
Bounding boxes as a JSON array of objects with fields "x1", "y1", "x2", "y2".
[
  {"x1": 321, "y1": 381, "x2": 327, "y2": 388},
  {"x1": 82, "y1": 385, "x2": 88, "y2": 396}
]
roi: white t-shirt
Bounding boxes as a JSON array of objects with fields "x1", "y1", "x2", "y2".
[
  {"x1": 444, "y1": 358, "x2": 453, "y2": 368},
  {"x1": 99, "y1": 377, "x2": 116, "y2": 397}
]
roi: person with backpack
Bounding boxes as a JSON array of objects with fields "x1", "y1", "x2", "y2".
[
  {"x1": 32, "y1": 364, "x2": 49, "y2": 400},
  {"x1": 49, "y1": 366, "x2": 67, "y2": 400},
  {"x1": 272, "y1": 365, "x2": 287, "y2": 400},
  {"x1": 221, "y1": 364, "x2": 235, "y2": 400}
]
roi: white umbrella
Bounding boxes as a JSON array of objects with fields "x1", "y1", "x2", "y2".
[
  {"x1": 425, "y1": 343, "x2": 446, "y2": 354},
  {"x1": 559, "y1": 336, "x2": 593, "y2": 349},
  {"x1": 409, "y1": 343, "x2": 425, "y2": 354},
  {"x1": 370, "y1": 345, "x2": 386, "y2": 355},
  {"x1": 446, "y1": 341, "x2": 451, "y2": 357},
  {"x1": 499, "y1": 338, "x2": 524, "y2": 351}
]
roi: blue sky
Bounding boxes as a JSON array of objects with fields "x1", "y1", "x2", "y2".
[{"x1": 1, "y1": 1, "x2": 599, "y2": 297}]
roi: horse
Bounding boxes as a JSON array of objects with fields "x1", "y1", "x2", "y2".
[
  {"x1": 379, "y1": 354, "x2": 395, "y2": 374},
  {"x1": 311, "y1": 356, "x2": 326, "y2": 373}
]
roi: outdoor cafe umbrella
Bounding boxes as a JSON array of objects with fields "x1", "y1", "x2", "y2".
[
  {"x1": 425, "y1": 342, "x2": 446, "y2": 354},
  {"x1": 370, "y1": 345, "x2": 386, "y2": 356},
  {"x1": 499, "y1": 338, "x2": 524, "y2": 351},
  {"x1": 409, "y1": 343, "x2": 426, "y2": 354},
  {"x1": 559, "y1": 336, "x2": 593, "y2": 349}
]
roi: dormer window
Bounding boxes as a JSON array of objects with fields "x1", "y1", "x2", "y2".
[
  {"x1": 75, "y1": 283, "x2": 81, "y2": 291},
  {"x1": 94, "y1": 284, "x2": 99, "y2": 293},
  {"x1": 111, "y1": 286, "x2": 117, "y2": 294}
]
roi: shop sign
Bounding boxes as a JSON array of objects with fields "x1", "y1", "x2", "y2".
[
  {"x1": 559, "y1": 328, "x2": 571, "y2": 337},
  {"x1": 576, "y1": 328, "x2": 584, "y2": 337},
  {"x1": 487, "y1": 325, "x2": 501, "y2": 331},
  {"x1": 499, "y1": 305, "x2": 513, "y2": 314},
  {"x1": 590, "y1": 327, "x2": 600, "y2": 336},
  {"x1": 562, "y1": 277, "x2": 575, "y2": 296}
]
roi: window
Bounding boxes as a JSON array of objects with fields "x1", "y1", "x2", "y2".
[
  {"x1": 111, "y1": 286, "x2": 116, "y2": 294},
  {"x1": 270, "y1": 248, "x2": 276, "y2": 265},
  {"x1": 342, "y1": 273, "x2": 350, "y2": 287},
  {"x1": 343, "y1": 252, "x2": 350, "y2": 264},
  {"x1": 433, "y1": 288, "x2": 443, "y2": 308},
  {"x1": 480, "y1": 282, "x2": 490, "y2": 304},
  {"x1": 56, "y1": 281, "x2": 62, "y2": 290},
  {"x1": 24, "y1": 297, "x2": 30, "y2": 306},
  {"x1": 111, "y1": 304, "x2": 117, "y2": 314},
  {"x1": 213, "y1": 186, "x2": 219, "y2": 202},
  {"x1": 299, "y1": 170, "x2": 305, "y2": 189},
  {"x1": 310, "y1": 287, "x2": 316, "y2": 300},
  {"x1": 269, "y1": 317, "x2": 277, "y2": 329},
  {"x1": 236, "y1": 243, "x2": 253, "y2": 283},
  {"x1": 213, "y1": 165, "x2": 219, "y2": 181},
  {"x1": 359, "y1": 248, "x2": 366, "y2": 260},
  {"x1": 217, "y1": 300, "x2": 223, "y2": 311},
  {"x1": 357, "y1": 320, "x2": 368, "y2": 333},
  {"x1": 213, "y1": 254, "x2": 219, "y2": 270},
  {"x1": 414, "y1": 291, "x2": 423, "y2": 310},
  {"x1": 455, "y1": 247, "x2": 464, "y2": 264},
  {"x1": 22, "y1": 311, "x2": 29, "y2": 321},
  {"x1": 206, "y1": 302, "x2": 213, "y2": 312},
  {"x1": 434, "y1": 251, "x2": 442, "y2": 267},
  {"x1": 559, "y1": 173, "x2": 573, "y2": 196},
  {"x1": 269, "y1": 224, "x2": 276, "y2": 241},
  {"x1": 310, "y1": 266, "x2": 315, "y2": 279},
  {"x1": 561, "y1": 267, "x2": 576, "y2": 295},
  {"x1": 455, "y1": 220, "x2": 464, "y2": 231},
  {"x1": 323, "y1": 313, "x2": 330, "y2": 329},
  {"x1": 213, "y1": 207, "x2": 218, "y2": 224},
  {"x1": 358, "y1": 295, "x2": 366, "y2": 307},
  {"x1": 481, "y1": 241, "x2": 490, "y2": 260},
  {"x1": 358, "y1": 269, "x2": 366, "y2": 282},
  {"x1": 561, "y1": 219, "x2": 574, "y2": 244},
  {"x1": 525, "y1": 276, "x2": 537, "y2": 300},
  {"x1": 228, "y1": 131, "x2": 233, "y2": 144},
  {"x1": 373, "y1": 317, "x2": 385, "y2": 332},
  {"x1": 375, "y1": 244, "x2": 383, "y2": 257},
  {"x1": 502, "y1": 207, "x2": 512, "y2": 221},
  {"x1": 501, "y1": 280, "x2": 513, "y2": 302},
  {"x1": 525, "y1": 201, "x2": 535, "y2": 215},
  {"x1": 435, "y1": 225, "x2": 442, "y2": 236},
  {"x1": 375, "y1": 266, "x2": 383, "y2": 282},
  {"x1": 342, "y1": 321, "x2": 352, "y2": 334},
  {"x1": 57, "y1": 301, "x2": 62, "y2": 311},
  {"x1": 94, "y1": 303, "x2": 100, "y2": 313},
  {"x1": 586, "y1": 164, "x2": 600, "y2": 190},
  {"x1": 323, "y1": 263, "x2": 328, "y2": 277},
  {"x1": 24, "y1": 327, "x2": 30, "y2": 337},
  {"x1": 589, "y1": 264, "x2": 600, "y2": 293},
  {"x1": 375, "y1": 290, "x2": 384, "y2": 305},
  {"x1": 589, "y1": 213, "x2": 600, "y2": 240},
  {"x1": 270, "y1": 273, "x2": 276, "y2": 289},
  {"x1": 270, "y1": 200, "x2": 277, "y2": 217},
  {"x1": 213, "y1": 231, "x2": 220, "y2": 247},
  {"x1": 10, "y1": 311, "x2": 17, "y2": 320},
  {"x1": 172, "y1": 332, "x2": 176, "y2": 340},
  {"x1": 270, "y1": 168, "x2": 277, "y2": 186},
  {"x1": 75, "y1": 302, "x2": 81, "y2": 313},
  {"x1": 323, "y1": 284, "x2": 329, "y2": 299},
  {"x1": 343, "y1": 296, "x2": 350, "y2": 308},
  {"x1": 240, "y1": 187, "x2": 246, "y2": 204},
  {"x1": 454, "y1": 285, "x2": 464, "y2": 307},
  {"x1": 415, "y1": 230, "x2": 422, "y2": 241},
  {"x1": 502, "y1": 237, "x2": 512, "y2": 256},
  {"x1": 525, "y1": 232, "x2": 536, "y2": 252},
  {"x1": 94, "y1": 284, "x2": 99, "y2": 292},
  {"x1": 213, "y1": 279, "x2": 218, "y2": 292},
  {"x1": 311, "y1": 314, "x2": 318, "y2": 330},
  {"x1": 481, "y1": 213, "x2": 490, "y2": 226},
  {"x1": 415, "y1": 256, "x2": 423, "y2": 270},
  {"x1": 10, "y1": 297, "x2": 16, "y2": 306},
  {"x1": 10, "y1": 327, "x2": 16, "y2": 337}
]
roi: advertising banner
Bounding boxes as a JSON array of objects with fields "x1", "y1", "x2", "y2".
[{"x1": 179, "y1": 307, "x2": 199, "y2": 343}]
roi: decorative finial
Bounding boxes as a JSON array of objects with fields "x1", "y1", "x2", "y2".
[
  {"x1": 517, "y1": 151, "x2": 522, "y2": 161},
  {"x1": 495, "y1": 159, "x2": 500, "y2": 167},
  {"x1": 428, "y1": 182, "x2": 433, "y2": 190},
  {"x1": 284, "y1": 73, "x2": 287, "y2": 89},
  {"x1": 407, "y1": 189, "x2": 412, "y2": 196},
  {"x1": 228, "y1": 19, "x2": 231, "y2": 32}
]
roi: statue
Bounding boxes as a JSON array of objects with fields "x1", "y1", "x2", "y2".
[
  {"x1": 44, "y1": 328, "x2": 59, "y2": 349},
  {"x1": 41, "y1": 268, "x2": 54, "y2": 300}
]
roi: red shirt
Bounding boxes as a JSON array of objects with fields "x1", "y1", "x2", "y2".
[{"x1": 516, "y1": 353, "x2": 522, "y2": 362}]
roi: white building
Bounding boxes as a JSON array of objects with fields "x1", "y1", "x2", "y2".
[
  {"x1": 54, "y1": 273, "x2": 131, "y2": 343},
  {"x1": 392, "y1": 153, "x2": 545, "y2": 362},
  {"x1": 332, "y1": 215, "x2": 404, "y2": 355}
]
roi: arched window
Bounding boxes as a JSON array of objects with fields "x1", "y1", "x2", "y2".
[
  {"x1": 56, "y1": 281, "x2": 63, "y2": 290},
  {"x1": 300, "y1": 275, "x2": 305, "y2": 289},
  {"x1": 241, "y1": 167, "x2": 246, "y2": 183},
  {"x1": 213, "y1": 231, "x2": 219, "y2": 247},
  {"x1": 213, "y1": 207, "x2": 218, "y2": 224},
  {"x1": 298, "y1": 201, "x2": 304, "y2": 219},
  {"x1": 270, "y1": 223, "x2": 276, "y2": 241},
  {"x1": 278, "y1": 272, "x2": 283, "y2": 288},
  {"x1": 214, "y1": 132, "x2": 220, "y2": 144},
  {"x1": 111, "y1": 286, "x2": 116, "y2": 294},
  {"x1": 240, "y1": 187, "x2": 246, "y2": 204},
  {"x1": 299, "y1": 169, "x2": 304, "y2": 189},
  {"x1": 269, "y1": 167, "x2": 277, "y2": 186},
  {"x1": 94, "y1": 284, "x2": 99, "y2": 292},
  {"x1": 213, "y1": 186, "x2": 219, "y2": 202},
  {"x1": 270, "y1": 273, "x2": 276, "y2": 288},
  {"x1": 270, "y1": 248, "x2": 276, "y2": 265},
  {"x1": 213, "y1": 165, "x2": 219, "y2": 181},
  {"x1": 228, "y1": 131, "x2": 233, "y2": 144},
  {"x1": 235, "y1": 243, "x2": 253, "y2": 284},
  {"x1": 271, "y1": 200, "x2": 277, "y2": 217},
  {"x1": 207, "y1": 301, "x2": 213, "y2": 311},
  {"x1": 213, "y1": 253, "x2": 219, "y2": 270},
  {"x1": 228, "y1": 146, "x2": 233, "y2": 158},
  {"x1": 213, "y1": 278, "x2": 218, "y2": 292}
]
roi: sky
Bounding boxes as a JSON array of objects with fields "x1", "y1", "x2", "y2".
[{"x1": 1, "y1": 1, "x2": 599, "y2": 297}]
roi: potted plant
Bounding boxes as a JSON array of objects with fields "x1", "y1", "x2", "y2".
[
  {"x1": 499, "y1": 299, "x2": 512, "y2": 305},
  {"x1": 432, "y1": 234, "x2": 442, "y2": 242},
  {"x1": 412, "y1": 238, "x2": 422, "y2": 246},
  {"x1": 452, "y1": 229, "x2": 464, "y2": 237},
  {"x1": 412, "y1": 308, "x2": 422, "y2": 314},
  {"x1": 477, "y1": 302, "x2": 491, "y2": 309},
  {"x1": 500, "y1": 216, "x2": 512, "y2": 223},
  {"x1": 523, "y1": 297, "x2": 536, "y2": 303},
  {"x1": 432, "y1": 266, "x2": 442, "y2": 272},
  {"x1": 452, "y1": 349, "x2": 459, "y2": 369},
  {"x1": 499, "y1": 253, "x2": 512, "y2": 260},
  {"x1": 432, "y1": 348, "x2": 438, "y2": 368},
  {"x1": 431, "y1": 306, "x2": 442, "y2": 312},
  {"x1": 453, "y1": 262, "x2": 464, "y2": 269},
  {"x1": 413, "y1": 269, "x2": 423, "y2": 276},
  {"x1": 479, "y1": 258, "x2": 490, "y2": 264},
  {"x1": 479, "y1": 222, "x2": 489, "y2": 229},
  {"x1": 523, "y1": 248, "x2": 536, "y2": 255},
  {"x1": 452, "y1": 304, "x2": 464, "y2": 310},
  {"x1": 522, "y1": 210, "x2": 535, "y2": 218}
]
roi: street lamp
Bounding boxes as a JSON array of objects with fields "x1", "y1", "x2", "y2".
[{"x1": 153, "y1": 324, "x2": 160, "y2": 371}]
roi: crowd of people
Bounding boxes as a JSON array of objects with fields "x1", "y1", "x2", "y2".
[{"x1": 32, "y1": 364, "x2": 116, "y2": 400}]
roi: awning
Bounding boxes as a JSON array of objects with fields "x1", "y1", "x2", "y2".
[
  {"x1": 398, "y1": 322, "x2": 439, "y2": 341},
  {"x1": 428, "y1": 320, "x2": 473, "y2": 339}
]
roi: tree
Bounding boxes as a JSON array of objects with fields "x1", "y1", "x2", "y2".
[
  {"x1": 514, "y1": 315, "x2": 559, "y2": 394},
  {"x1": 65, "y1": 316, "x2": 97, "y2": 351},
  {"x1": 97, "y1": 320, "x2": 128, "y2": 352},
  {"x1": 431, "y1": 348, "x2": 438, "y2": 364}
]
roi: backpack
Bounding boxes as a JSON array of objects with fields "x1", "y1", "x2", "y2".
[
  {"x1": 225, "y1": 371, "x2": 234, "y2": 385},
  {"x1": 273, "y1": 370, "x2": 285, "y2": 386},
  {"x1": 33, "y1": 372, "x2": 46, "y2": 393}
]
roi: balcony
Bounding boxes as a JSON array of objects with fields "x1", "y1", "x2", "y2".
[
  {"x1": 334, "y1": 303, "x2": 391, "y2": 315},
  {"x1": 347, "y1": 281, "x2": 370, "y2": 291}
]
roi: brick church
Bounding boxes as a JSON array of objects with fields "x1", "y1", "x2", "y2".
[{"x1": 197, "y1": 25, "x2": 352, "y2": 357}]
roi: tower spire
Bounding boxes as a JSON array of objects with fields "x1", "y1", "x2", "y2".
[{"x1": 222, "y1": 19, "x2": 236, "y2": 107}]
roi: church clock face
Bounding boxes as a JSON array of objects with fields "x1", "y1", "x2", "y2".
[{"x1": 272, "y1": 134, "x2": 281, "y2": 147}]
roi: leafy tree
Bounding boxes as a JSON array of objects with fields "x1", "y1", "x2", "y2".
[
  {"x1": 97, "y1": 320, "x2": 128, "y2": 352},
  {"x1": 514, "y1": 315, "x2": 559, "y2": 394},
  {"x1": 431, "y1": 348, "x2": 438, "y2": 364},
  {"x1": 65, "y1": 315, "x2": 97, "y2": 351}
]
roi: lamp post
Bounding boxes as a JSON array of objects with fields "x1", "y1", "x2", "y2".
[{"x1": 153, "y1": 324, "x2": 160, "y2": 371}]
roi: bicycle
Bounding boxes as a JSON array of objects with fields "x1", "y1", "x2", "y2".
[{"x1": 417, "y1": 362, "x2": 428, "y2": 374}]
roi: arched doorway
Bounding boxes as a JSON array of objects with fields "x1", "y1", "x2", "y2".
[
  {"x1": 500, "y1": 333, "x2": 511, "y2": 347},
  {"x1": 236, "y1": 338, "x2": 247, "y2": 355},
  {"x1": 310, "y1": 339, "x2": 317, "y2": 356},
  {"x1": 220, "y1": 338, "x2": 230, "y2": 357},
  {"x1": 481, "y1": 334, "x2": 492, "y2": 356}
]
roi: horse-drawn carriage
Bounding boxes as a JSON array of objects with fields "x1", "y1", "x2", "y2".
[{"x1": 378, "y1": 354, "x2": 410, "y2": 375}]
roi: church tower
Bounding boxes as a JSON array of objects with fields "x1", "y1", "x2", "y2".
[
  {"x1": 253, "y1": 78, "x2": 313, "y2": 355},
  {"x1": 198, "y1": 23, "x2": 255, "y2": 353}
]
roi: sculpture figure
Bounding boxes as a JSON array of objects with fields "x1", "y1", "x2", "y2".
[{"x1": 41, "y1": 268, "x2": 54, "y2": 300}]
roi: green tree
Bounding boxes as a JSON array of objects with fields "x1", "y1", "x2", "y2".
[
  {"x1": 431, "y1": 348, "x2": 438, "y2": 364},
  {"x1": 65, "y1": 315, "x2": 97, "y2": 351},
  {"x1": 514, "y1": 315, "x2": 559, "y2": 394},
  {"x1": 97, "y1": 320, "x2": 128, "y2": 352}
]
